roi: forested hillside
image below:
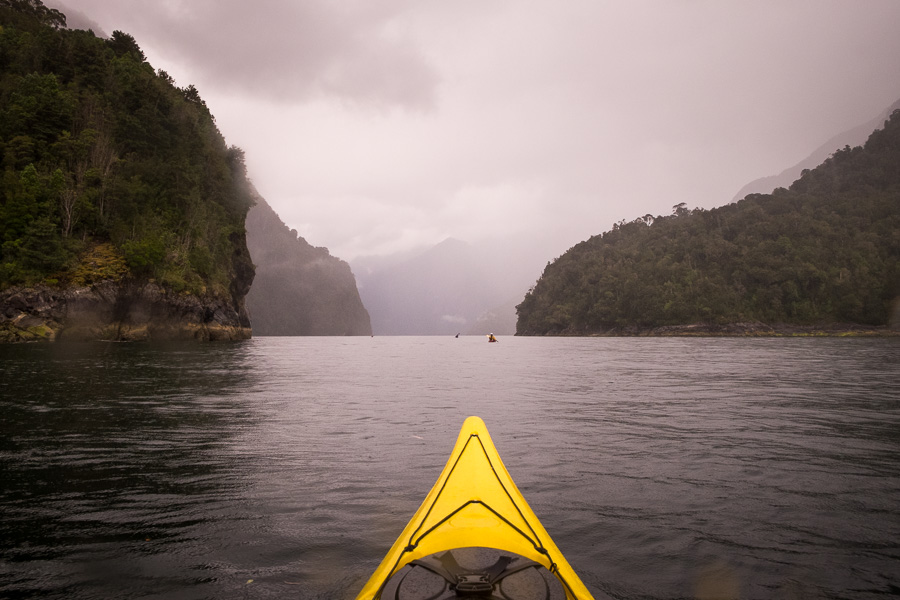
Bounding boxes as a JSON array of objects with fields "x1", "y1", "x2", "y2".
[
  {"x1": 516, "y1": 110, "x2": 900, "y2": 335},
  {"x1": 0, "y1": 0, "x2": 253, "y2": 300}
]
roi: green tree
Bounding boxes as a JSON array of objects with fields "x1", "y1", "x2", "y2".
[{"x1": 517, "y1": 110, "x2": 900, "y2": 334}]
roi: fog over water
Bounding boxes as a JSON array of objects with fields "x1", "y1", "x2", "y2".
[{"x1": 48, "y1": 1, "x2": 900, "y2": 264}]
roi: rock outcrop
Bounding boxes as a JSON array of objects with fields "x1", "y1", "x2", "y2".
[{"x1": 1, "y1": 281, "x2": 252, "y2": 342}]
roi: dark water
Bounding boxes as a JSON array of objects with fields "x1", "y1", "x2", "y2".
[{"x1": 1, "y1": 337, "x2": 898, "y2": 599}]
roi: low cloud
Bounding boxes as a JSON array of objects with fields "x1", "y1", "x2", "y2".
[
  {"x1": 47, "y1": 0, "x2": 900, "y2": 264},
  {"x1": 51, "y1": 0, "x2": 439, "y2": 110}
]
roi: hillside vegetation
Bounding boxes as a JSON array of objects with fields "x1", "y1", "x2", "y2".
[
  {"x1": 0, "y1": 0, "x2": 254, "y2": 298},
  {"x1": 516, "y1": 110, "x2": 900, "y2": 335}
]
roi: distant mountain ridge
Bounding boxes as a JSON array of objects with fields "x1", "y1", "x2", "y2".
[
  {"x1": 352, "y1": 237, "x2": 539, "y2": 336},
  {"x1": 733, "y1": 99, "x2": 900, "y2": 201},
  {"x1": 245, "y1": 194, "x2": 371, "y2": 336},
  {"x1": 354, "y1": 238, "x2": 493, "y2": 335}
]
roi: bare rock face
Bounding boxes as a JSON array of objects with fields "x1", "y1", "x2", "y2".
[
  {"x1": 0, "y1": 282, "x2": 252, "y2": 342},
  {"x1": 0, "y1": 220, "x2": 255, "y2": 343}
]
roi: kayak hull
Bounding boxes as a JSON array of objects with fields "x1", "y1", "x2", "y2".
[{"x1": 356, "y1": 416, "x2": 594, "y2": 600}]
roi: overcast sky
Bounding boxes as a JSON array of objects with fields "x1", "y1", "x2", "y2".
[{"x1": 49, "y1": 0, "x2": 900, "y2": 263}]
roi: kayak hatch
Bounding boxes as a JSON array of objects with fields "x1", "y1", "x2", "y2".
[{"x1": 356, "y1": 416, "x2": 594, "y2": 600}]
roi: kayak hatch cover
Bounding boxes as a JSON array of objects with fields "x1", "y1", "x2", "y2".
[{"x1": 356, "y1": 416, "x2": 595, "y2": 599}]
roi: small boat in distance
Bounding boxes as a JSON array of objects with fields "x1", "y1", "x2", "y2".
[
  {"x1": 487, "y1": 333, "x2": 498, "y2": 342},
  {"x1": 355, "y1": 416, "x2": 595, "y2": 599}
]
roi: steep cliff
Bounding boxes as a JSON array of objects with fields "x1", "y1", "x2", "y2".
[
  {"x1": 0, "y1": 1, "x2": 255, "y2": 341},
  {"x1": 245, "y1": 193, "x2": 371, "y2": 336},
  {"x1": 1, "y1": 279, "x2": 251, "y2": 342}
]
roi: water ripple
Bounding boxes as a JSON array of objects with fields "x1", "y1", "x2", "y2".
[{"x1": 1, "y1": 337, "x2": 898, "y2": 599}]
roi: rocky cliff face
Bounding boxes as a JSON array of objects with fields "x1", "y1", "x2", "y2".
[
  {"x1": 244, "y1": 193, "x2": 371, "y2": 336},
  {"x1": 0, "y1": 281, "x2": 252, "y2": 342},
  {"x1": 0, "y1": 231, "x2": 255, "y2": 343}
]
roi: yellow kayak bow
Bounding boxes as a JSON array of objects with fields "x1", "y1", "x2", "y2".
[{"x1": 356, "y1": 416, "x2": 595, "y2": 599}]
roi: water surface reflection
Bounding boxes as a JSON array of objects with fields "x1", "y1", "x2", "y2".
[{"x1": 1, "y1": 337, "x2": 898, "y2": 599}]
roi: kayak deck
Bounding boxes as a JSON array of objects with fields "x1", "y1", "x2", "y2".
[
  {"x1": 382, "y1": 547, "x2": 567, "y2": 600},
  {"x1": 356, "y1": 416, "x2": 594, "y2": 599}
]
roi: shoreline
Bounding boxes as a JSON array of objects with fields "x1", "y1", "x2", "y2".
[
  {"x1": 0, "y1": 283, "x2": 252, "y2": 343},
  {"x1": 521, "y1": 322, "x2": 900, "y2": 337}
]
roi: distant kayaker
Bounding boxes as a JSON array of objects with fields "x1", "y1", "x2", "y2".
[{"x1": 487, "y1": 333, "x2": 497, "y2": 342}]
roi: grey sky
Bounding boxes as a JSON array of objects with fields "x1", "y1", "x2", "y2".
[{"x1": 50, "y1": 1, "x2": 900, "y2": 262}]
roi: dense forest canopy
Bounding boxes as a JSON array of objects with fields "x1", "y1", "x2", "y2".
[
  {"x1": 0, "y1": 0, "x2": 254, "y2": 297},
  {"x1": 516, "y1": 110, "x2": 900, "y2": 334}
]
